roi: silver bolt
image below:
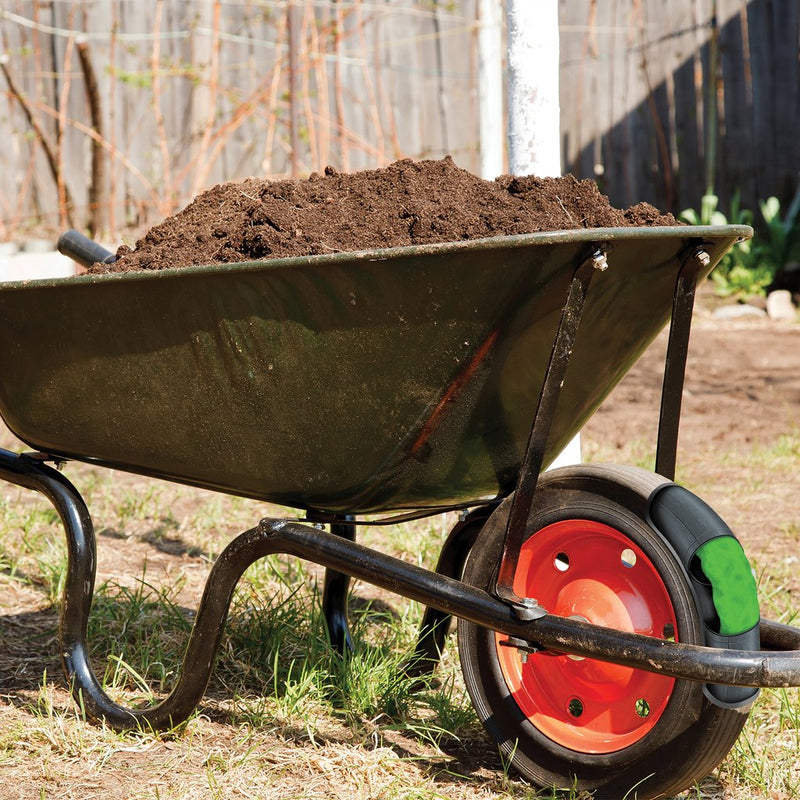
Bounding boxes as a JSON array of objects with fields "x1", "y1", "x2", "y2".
[
  {"x1": 695, "y1": 249, "x2": 711, "y2": 267},
  {"x1": 509, "y1": 596, "x2": 547, "y2": 621},
  {"x1": 591, "y1": 250, "x2": 609, "y2": 271}
]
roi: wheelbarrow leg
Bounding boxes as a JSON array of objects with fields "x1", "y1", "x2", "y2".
[
  {"x1": 321, "y1": 515, "x2": 355, "y2": 654},
  {"x1": 407, "y1": 505, "x2": 494, "y2": 677},
  {"x1": 0, "y1": 448, "x2": 229, "y2": 729},
  {"x1": 655, "y1": 246, "x2": 708, "y2": 480}
]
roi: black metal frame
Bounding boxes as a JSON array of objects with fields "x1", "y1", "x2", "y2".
[
  {"x1": 494, "y1": 247, "x2": 608, "y2": 615},
  {"x1": 654, "y1": 246, "x2": 708, "y2": 480},
  {"x1": 492, "y1": 243, "x2": 709, "y2": 613},
  {"x1": 2, "y1": 239, "x2": 800, "y2": 730},
  {"x1": 319, "y1": 514, "x2": 356, "y2": 653},
  {"x1": 1, "y1": 448, "x2": 800, "y2": 731}
]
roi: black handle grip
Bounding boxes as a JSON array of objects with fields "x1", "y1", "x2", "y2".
[{"x1": 57, "y1": 229, "x2": 117, "y2": 269}]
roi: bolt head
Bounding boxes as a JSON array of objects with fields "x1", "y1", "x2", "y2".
[{"x1": 695, "y1": 249, "x2": 711, "y2": 267}]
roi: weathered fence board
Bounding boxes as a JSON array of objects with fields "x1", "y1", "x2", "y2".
[{"x1": 0, "y1": 0, "x2": 798, "y2": 239}]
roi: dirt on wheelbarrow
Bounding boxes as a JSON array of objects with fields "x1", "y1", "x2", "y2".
[{"x1": 92, "y1": 157, "x2": 677, "y2": 273}]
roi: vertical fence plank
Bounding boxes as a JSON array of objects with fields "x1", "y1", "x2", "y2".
[
  {"x1": 768, "y1": 0, "x2": 800, "y2": 201},
  {"x1": 744, "y1": 0, "x2": 777, "y2": 202},
  {"x1": 717, "y1": 0, "x2": 753, "y2": 208}
]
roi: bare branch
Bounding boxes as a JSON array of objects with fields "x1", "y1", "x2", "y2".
[{"x1": 0, "y1": 56, "x2": 74, "y2": 226}]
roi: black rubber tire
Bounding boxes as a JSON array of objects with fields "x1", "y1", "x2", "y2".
[{"x1": 457, "y1": 464, "x2": 751, "y2": 800}]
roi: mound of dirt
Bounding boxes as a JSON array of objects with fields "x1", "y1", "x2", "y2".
[{"x1": 96, "y1": 157, "x2": 678, "y2": 273}]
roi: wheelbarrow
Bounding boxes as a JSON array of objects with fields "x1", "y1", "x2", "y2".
[{"x1": 1, "y1": 225, "x2": 799, "y2": 800}]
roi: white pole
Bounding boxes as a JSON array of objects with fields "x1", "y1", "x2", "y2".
[
  {"x1": 506, "y1": 0, "x2": 581, "y2": 467},
  {"x1": 478, "y1": 0, "x2": 504, "y2": 179},
  {"x1": 507, "y1": 0, "x2": 560, "y2": 178}
]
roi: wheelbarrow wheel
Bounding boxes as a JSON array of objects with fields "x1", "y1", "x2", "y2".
[{"x1": 457, "y1": 464, "x2": 750, "y2": 800}]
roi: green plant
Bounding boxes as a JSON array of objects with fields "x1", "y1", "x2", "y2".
[
  {"x1": 756, "y1": 187, "x2": 800, "y2": 276},
  {"x1": 680, "y1": 193, "x2": 763, "y2": 296},
  {"x1": 681, "y1": 188, "x2": 800, "y2": 298}
]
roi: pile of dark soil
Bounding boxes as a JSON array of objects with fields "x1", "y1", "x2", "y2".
[{"x1": 97, "y1": 157, "x2": 678, "y2": 273}]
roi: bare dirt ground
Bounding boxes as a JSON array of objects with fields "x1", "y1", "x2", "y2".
[
  {"x1": 0, "y1": 287, "x2": 798, "y2": 799},
  {"x1": 584, "y1": 292, "x2": 800, "y2": 567}
]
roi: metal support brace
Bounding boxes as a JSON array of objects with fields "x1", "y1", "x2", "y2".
[
  {"x1": 494, "y1": 248, "x2": 608, "y2": 616},
  {"x1": 655, "y1": 246, "x2": 709, "y2": 480}
]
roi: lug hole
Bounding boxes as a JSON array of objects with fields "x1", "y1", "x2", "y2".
[
  {"x1": 663, "y1": 622, "x2": 675, "y2": 641},
  {"x1": 567, "y1": 697, "x2": 584, "y2": 718},
  {"x1": 635, "y1": 698, "x2": 651, "y2": 718},
  {"x1": 621, "y1": 548, "x2": 637, "y2": 568},
  {"x1": 554, "y1": 552, "x2": 570, "y2": 572}
]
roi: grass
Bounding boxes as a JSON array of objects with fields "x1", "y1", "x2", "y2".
[
  {"x1": 581, "y1": 435, "x2": 657, "y2": 472},
  {"x1": 1, "y1": 424, "x2": 799, "y2": 799},
  {"x1": 721, "y1": 689, "x2": 800, "y2": 798},
  {"x1": 0, "y1": 445, "x2": 505, "y2": 797}
]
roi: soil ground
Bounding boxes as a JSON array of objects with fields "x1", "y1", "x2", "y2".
[
  {"x1": 586, "y1": 290, "x2": 800, "y2": 561},
  {"x1": 0, "y1": 285, "x2": 797, "y2": 799}
]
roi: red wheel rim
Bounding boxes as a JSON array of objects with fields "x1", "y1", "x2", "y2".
[{"x1": 496, "y1": 519, "x2": 678, "y2": 754}]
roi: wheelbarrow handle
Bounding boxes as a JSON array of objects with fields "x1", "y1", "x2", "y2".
[{"x1": 57, "y1": 229, "x2": 117, "y2": 269}]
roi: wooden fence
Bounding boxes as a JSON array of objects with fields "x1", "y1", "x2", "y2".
[
  {"x1": 560, "y1": 0, "x2": 800, "y2": 215},
  {"x1": 0, "y1": 0, "x2": 798, "y2": 239}
]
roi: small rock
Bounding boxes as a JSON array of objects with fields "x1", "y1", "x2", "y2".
[
  {"x1": 712, "y1": 304, "x2": 767, "y2": 320},
  {"x1": 766, "y1": 289, "x2": 797, "y2": 321}
]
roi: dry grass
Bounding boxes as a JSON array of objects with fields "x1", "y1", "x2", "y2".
[{"x1": 1, "y1": 310, "x2": 799, "y2": 799}]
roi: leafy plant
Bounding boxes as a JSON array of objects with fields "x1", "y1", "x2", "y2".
[
  {"x1": 680, "y1": 187, "x2": 800, "y2": 297},
  {"x1": 756, "y1": 187, "x2": 800, "y2": 276}
]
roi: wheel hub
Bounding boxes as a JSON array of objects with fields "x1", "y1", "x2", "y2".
[{"x1": 496, "y1": 518, "x2": 678, "y2": 753}]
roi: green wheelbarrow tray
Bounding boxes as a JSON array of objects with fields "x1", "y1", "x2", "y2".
[
  {"x1": 0, "y1": 225, "x2": 746, "y2": 514},
  {"x1": 4, "y1": 223, "x2": 800, "y2": 800}
]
